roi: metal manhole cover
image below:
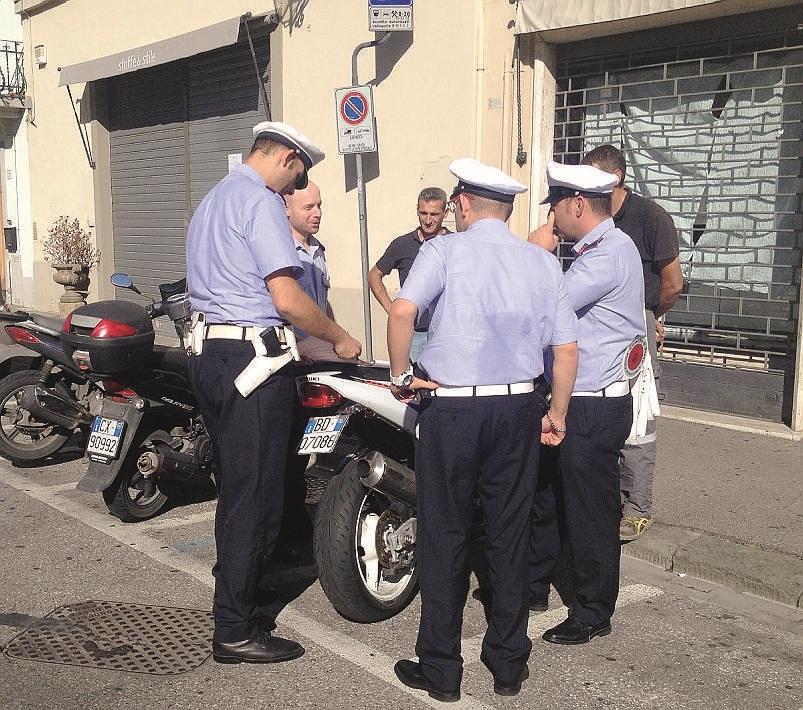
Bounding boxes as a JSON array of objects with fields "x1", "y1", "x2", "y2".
[{"x1": 2, "y1": 601, "x2": 213, "y2": 675}]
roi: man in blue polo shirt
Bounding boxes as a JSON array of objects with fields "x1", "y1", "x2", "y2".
[
  {"x1": 388, "y1": 159, "x2": 578, "y2": 701},
  {"x1": 286, "y1": 181, "x2": 332, "y2": 335},
  {"x1": 186, "y1": 121, "x2": 361, "y2": 665},
  {"x1": 529, "y1": 161, "x2": 645, "y2": 645}
]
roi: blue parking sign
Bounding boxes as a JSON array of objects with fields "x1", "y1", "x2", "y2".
[{"x1": 368, "y1": 0, "x2": 413, "y2": 31}]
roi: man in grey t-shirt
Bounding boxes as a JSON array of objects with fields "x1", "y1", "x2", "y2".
[{"x1": 368, "y1": 187, "x2": 449, "y2": 361}]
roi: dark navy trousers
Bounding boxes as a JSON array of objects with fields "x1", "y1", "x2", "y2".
[
  {"x1": 530, "y1": 394, "x2": 632, "y2": 625},
  {"x1": 189, "y1": 339, "x2": 294, "y2": 643},
  {"x1": 415, "y1": 391, "x2": 543, "y2": 691}
]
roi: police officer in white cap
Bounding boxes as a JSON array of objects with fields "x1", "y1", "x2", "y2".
[
  {"x1": 388, "y1": 158, "x2": 579, "y2": 700},
  {"x1": 186, "y1": 121, "x2": 361, "y2": 664},
  {"x1": 528, "y1": 161, "x2": 645, "y2": 645}
]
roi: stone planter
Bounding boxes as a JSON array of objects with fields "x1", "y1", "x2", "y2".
[{"x1": 51, "y1": 263, "x2": 90, "y2": 316}]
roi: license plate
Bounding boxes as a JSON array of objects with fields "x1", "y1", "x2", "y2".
[
  {"x1": 297, "y1": 415, "x2": 349, "y2": 454},
  {"x1": 86, "y1": 416, "x2": 126, "y2": 462}
]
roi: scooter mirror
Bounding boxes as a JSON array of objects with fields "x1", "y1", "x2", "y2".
[{"x1": 110, "y1": 272, "x2": 141, "y2": 296}]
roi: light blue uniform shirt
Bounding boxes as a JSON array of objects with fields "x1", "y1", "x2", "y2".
[
  {"x1": 293, "y1": 234, "x2": 329, "y2": 339},
  {"x1": 565, "y1": 217, "x2": 645, "y2": 392},
  {"x1": 398, "y1": 218, "x2": 578, "y2": 386},
  {"x1": 186, "y1": 163, "x2": 302, "y2": 328}
]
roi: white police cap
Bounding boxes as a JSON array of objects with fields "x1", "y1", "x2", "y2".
[
  {"x1": 252, "y1": 121, "x2": 325, "y2": 188},
  {"x1": 449, "y1": 158, "x2": 527, "y2": 205},
  {"x1": 541, "y1": 161, "x2": 618, "y2": 204}
]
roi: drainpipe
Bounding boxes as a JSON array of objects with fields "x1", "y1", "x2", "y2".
[
  {"x1": 473, "y1": 0, "x2": 484, "y2": 158},
  {"x1": 792, "y1": 261, "x2": 803, "y2": 432}
]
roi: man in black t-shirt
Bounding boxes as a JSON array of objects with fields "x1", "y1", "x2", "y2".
[
  {"x1": 368, "y1": 186, "x2": 450, "y2": 360},
  {"x1": 582, "y1": 145, "x2": 683, "y2": 540}
]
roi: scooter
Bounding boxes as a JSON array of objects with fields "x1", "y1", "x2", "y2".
[
  {"x1": 295, "y1": 364, "x2": 421, "y2": 623},
  {"x1": 65, "y1": 273, "x2": 211, "y2": 522},
  {"x1": 0, "y1": 311, "x2": 98, "y2": 463},
  {"x1": 61, "y1": 273, "x2": 424, "y2": 624}
]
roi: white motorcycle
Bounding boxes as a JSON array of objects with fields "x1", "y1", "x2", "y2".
[{"x1": 295, "y1": 361, "x2": 421, "y2": 623}]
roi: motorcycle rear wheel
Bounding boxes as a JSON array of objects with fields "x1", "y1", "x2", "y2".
[
  {"x1": 103, "y1": 449, "x2": 168, "y2": 522},
  {"x1": 0, "y1": 370, "x2": 71, "y2": 462},
  {"x1": 314, "y1": 461, "x2": 418, "y2": 623}
]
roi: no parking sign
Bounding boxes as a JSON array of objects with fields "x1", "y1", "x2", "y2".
[{"x1": 335, "y1": 85, "x2": 377, "y2": 154}]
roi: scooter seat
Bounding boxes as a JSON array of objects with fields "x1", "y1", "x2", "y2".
[
  {"x1": 31, "y1": 312, "x2": 65, "y2": 333},
  {"x1": 147, "y1": 345, "x2": 190, "y2": 376},
  {"x1": 0, "y1": 310, "x2": 30, "y2": 322},
  {"x1": 296, "y1": 361, "x2": 390, "y2": 382}
]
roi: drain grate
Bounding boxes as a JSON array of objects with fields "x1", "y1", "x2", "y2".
[{"x1": 2, "y1": 600, "x2": 213, "y2": 675}]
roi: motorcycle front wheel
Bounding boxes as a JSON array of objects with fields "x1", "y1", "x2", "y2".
[
  {"x1": 0, "y1": 370, "x2": 71, "y2": 462},
  {"x1": 314, "y1": 461, "x2": 418, "y2": 623}
]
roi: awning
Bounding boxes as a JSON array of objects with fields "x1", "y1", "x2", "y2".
[
  {"x1": 58, "y1": 16, "x2": 243, "y2": 86},
  {"x1": 514, "y1": 0, "x2": 799, "y2": 37}
]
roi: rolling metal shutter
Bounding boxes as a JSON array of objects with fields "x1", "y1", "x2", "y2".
[
  {"x1": 108, "y1": 61, "x2": 187, "y2": 295},
  {"x1": 554, "y1": 8, "x2": 803, "y2": 421},
  {"x1": 108, "y1": 23, "x2": 270, "y2": 299}
]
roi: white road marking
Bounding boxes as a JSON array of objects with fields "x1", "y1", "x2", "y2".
[
  {"x1": 139, "y1": 509, "x2": 216, "y2": 531},
  {"x1": 42, "y1": 481, "x2": 79, "y2": 494},
  {"x1": 0, "y1": 466, "x2": 488, "y2": 709},
  {"x1": 462, "y1": 584, "x2": 663, "y2": 664}
]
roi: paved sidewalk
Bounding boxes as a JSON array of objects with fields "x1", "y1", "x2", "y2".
[{"x1": 624, "y1": 414, "x2": 803, "y2": 607}]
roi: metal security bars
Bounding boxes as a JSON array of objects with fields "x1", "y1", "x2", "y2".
[
  {"x1": 554, "y1": 15, "x2": 803, "y2": 374},
  {"x1": 0, "y1": 40, "x2": 25, "y2": 98}
]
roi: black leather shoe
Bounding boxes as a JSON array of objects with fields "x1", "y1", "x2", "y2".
[
  {"x1": 394, "y1": 659, "x2": 460, "y2": 703},
  {"x1": 529, "y1": 597, "x2": 548, "y2": 612},
  {"x1": 542, "y1": 616, "x2": 611, "y2": 645},
  {"x1": 212, "y1": 631, "x2": 305, "y2": 664},
  {"x1": 494, "y1": 665, "x2": 529, "y2": 696}
]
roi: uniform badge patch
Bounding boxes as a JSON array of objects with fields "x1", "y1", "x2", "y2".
[{"x1": 623, "y1": 336, "x2": 647, "y2": 378}]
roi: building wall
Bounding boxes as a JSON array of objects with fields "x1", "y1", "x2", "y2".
[
  {"x1": 0, "y1": 0, "x2": 33, "y2": 306},
  {"x1": 18, "y1": 0, "x2": 525, "y2": 358}
]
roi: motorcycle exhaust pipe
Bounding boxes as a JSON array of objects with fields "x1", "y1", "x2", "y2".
[
  {"x1": 356, "y1": 451, "x2": 417, "y2": 507},
  {"x1": 20, "y1": 385, "x2": 93, "y2": 430},
  {"x1": 138, "y1": 445, "x2": 201, "y2": 480}
]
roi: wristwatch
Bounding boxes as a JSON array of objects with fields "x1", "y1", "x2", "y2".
[{"x1": 390, "y1": 364, "x2": 414, "y2": 388}]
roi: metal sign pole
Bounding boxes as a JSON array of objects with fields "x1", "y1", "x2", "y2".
[
  {"x1": 350, "y1": 32, "x2": 389, "y2": 362},
  {"x1": 355, "y1": 152, "x2": 372, "y2": 361}
]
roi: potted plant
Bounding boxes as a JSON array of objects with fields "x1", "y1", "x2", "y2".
[{"x1": 42, "y1": 216, "x2": 101, "y2": 315}]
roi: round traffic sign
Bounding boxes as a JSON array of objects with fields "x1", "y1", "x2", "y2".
[{"x1": 340, "y1": 91, "x2": 369, "y2": 126}]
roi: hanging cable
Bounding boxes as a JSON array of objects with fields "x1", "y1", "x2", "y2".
[
  {"x1": 243, "y1": 16, "x2": 272, "y2": 121},
  {"x1": 65, "y1": 84, "x2": 95, "y2": 169},
  {"x1": 514, "y1": 34, "x2": 527, "y2": 167}
]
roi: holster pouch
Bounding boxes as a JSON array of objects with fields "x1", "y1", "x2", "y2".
[
  {"x1": 189, "y1": 312, "x2": 205, "y2": 356},
  {"x1": 234, "y1": 326, "x2": 295, "y2": 398},
  {"x1": 282, "y1": 325, "x2": 301, "y2": 362}
]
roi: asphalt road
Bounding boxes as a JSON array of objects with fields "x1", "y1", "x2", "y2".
[{"x1": 0, "y1": 455, "x2": 801, "y2": 709}]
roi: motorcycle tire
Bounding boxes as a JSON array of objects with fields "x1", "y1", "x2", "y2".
[
  {"x1": 102, "y1": 446, "x2": 168, "y2": 523},
  {"x1": 314, "y1": 461, "x2": 418, "y2": 623},
  {"x1": 0, "y1": 370, "x2": 71, "y2": 462}
]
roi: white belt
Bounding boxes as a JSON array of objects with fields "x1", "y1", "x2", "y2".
[
  {"x1": 431, "y1": 381, "x2": 535, "y2": 397},
  {"x1": 572, "y1": 380, "x2": 630, "y2": 398},
  {"x1": 204, "y1": 324, "x2": 284, "y2": 342}
]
